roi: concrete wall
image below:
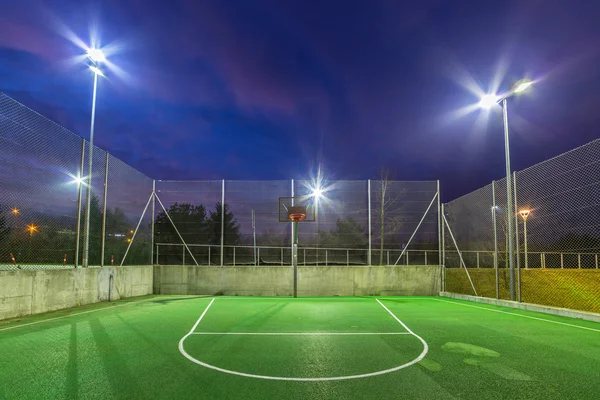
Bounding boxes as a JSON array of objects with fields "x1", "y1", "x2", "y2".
[
  {"x1": 0, "y1": 266, "x2": 153, "y2": 320},
  {"x1": 153, "y1": 265, "x2": 441, "y2": 296}
]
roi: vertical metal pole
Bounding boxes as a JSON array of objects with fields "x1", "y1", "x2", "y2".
[
  {"x1": 291, "y1": 179, "x2": 294, "y2": 266},
  {"x1": 523, "y1": 219, "x2": 529, "y2": 269},
  {"x1": 347, "y1": 250, "x2": 349, "y2": 266},
  {"x1": 325, "y1": 249, "x2": 328, "y2": 266},
  {"x1": 578, "y1": 253, "x2": 581, "y2": 269},
  {"x1": 100, "y1": 152, "x2": 109, "y2": 267},
  {"x1": 220, "y1": 180, "x2": 225, "y2": 266},
  {"x1": 151, "y1": 181, "x2": 155, "y2": 265},
  {"x1": 368, "y1": 179, "x2": 372, "y2": 265},
  {"x1": 281, "y1": 248, "x2": 284, "y2": 265},
  {"x1": 513, "y1": 171, "x2": 521, "y2": 302},
  {"x1": 425, "y1": 251, "x2": 428, "y2": 265},
  {"x1": 74, "y1": 138, "x2": 85, "y2": 268},
  {"x1": 182, "y1": 245, "x2": 185, "y2": 266},
  {"x1": 252, "y1": 209, "x2": 257, "y2": 265},
  {"x1": 441, "y1": 203, "x2": 446, "y2": 292},
  {"x1": 156, "y1": 245, "x2": 159, "y2": 265},
  {"x1": 595, "y1": 254, "x2": 598, "y2": 269},
  {"x1": 560, "y1": 253, "x2": 564, "y2": 268},
  {"x1": 492, "y1": 181, "x2": 499, "y2": 299},
  {"x1": 208, "y1": 246, "x2": 211, "y2": 265},
  {"x1": 437, "y1": 180, "x2": 442, "y2": 267},
  {"x1": 83, "y1": 72, "x2": 99, "y2": 268},
  {"x1": 233, "y1": 247, "x2": 236, "y2": 266},
  {"x1": 502, "y1": 98, "x2": 516, "y2": 301},
  {"x1": 476, "y1": 252, "x2": 480, "y2": 268},
  {"x1": 293, "y1": 221, "x2": 298, "y2": 297}
]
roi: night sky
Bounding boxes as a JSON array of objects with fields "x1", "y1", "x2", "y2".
[{"x1": 1, "y1": 0, "x2": 599, "y2": 201}]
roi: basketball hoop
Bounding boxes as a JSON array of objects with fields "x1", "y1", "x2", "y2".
[{"x1": 288, "y1": 206, "x2": 307, "y2": 222}]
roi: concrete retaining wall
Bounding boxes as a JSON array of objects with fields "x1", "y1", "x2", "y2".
[
  {"x1": 0, "y1": 266, "x2": 153, "y2": 320},
  {"x1": 153, "y1": 265, "x2": 441, "y2": 296}
]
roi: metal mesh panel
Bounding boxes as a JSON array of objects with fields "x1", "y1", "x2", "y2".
[
  {"x1": 370, "y1": 181, "x2": 438, "y2": 265},
  {"x1": 0, "y1": 93, "x2": 82, "y2": 269},
  {"x1": 154, "y1": 180, "x2": 222, "y2": 265},
  {"x1": 295, "y1": 180, "x2": 369, "y2": 265},
  {"x1": 443, "y1": 139, "x2": 600, "y2": 313},
  {"x1": 226, "y1": 180, "x2": 289, "y2": 265},
  {"x1": 514, "y1": 139, "x2": 600, "y2": 311},
  {"x1": 105, "y1": 154, "x2": 153, "y2": 266},
  {"x1": 81, "y1": 143, "x2": 107, "y2": 267}
]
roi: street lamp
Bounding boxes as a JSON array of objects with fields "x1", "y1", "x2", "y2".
[
  {"x1": 479, "y1": 79, "x2": 533, "y2": 300},
  {"x1": 81, "y1": 47, "x2": 105, "y2": 268},
  {"x1": 11, "y1": 208, "x2": 20, "y2": 215},
  {"x1": 519, "y1": 209, "x2": 531, "y2": 269}
]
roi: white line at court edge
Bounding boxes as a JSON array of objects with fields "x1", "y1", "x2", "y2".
[
  {"x1": 434, "y1": 298, "x2": 600, "y2": 333},
  {"x1": 191, "y1": 331, "x2": 411, "y2": 335}
]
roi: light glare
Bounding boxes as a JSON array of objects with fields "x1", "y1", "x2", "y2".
[
  {"x1": 87, "y1": 48, "x2": 106, "y2": 63},
  {"x1": 312, "y1": 187, "x2": 323, "y2": 199},
  {"x1": 478, "y1": 94, "x2": 498, "y2": 109}
]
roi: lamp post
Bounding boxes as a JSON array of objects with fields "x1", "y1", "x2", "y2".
[
  {"x1": 479, "y1": 79, "x2": 532, "y2": 300},
  {"x1": 519, "y1": 209, "x2": 531, "y2": 269},
  {"x1": 81, "y1": 48, "x2": 105, "y2": 268}
]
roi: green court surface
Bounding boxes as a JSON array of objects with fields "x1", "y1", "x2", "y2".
[{"x1": 1, "y1": 296, "x2": 599, "y2": 400}]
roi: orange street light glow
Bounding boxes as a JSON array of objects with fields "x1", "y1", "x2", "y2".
[
  {"x1": 11, "y1": 208, "x2": 20, "y2": 215},
  {"x1": 519, "y1": 209, "x2": 532, "y2": 220}
]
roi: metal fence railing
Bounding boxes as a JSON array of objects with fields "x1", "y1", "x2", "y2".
[
  {"x1": 443, "y1": 139, "x2": 600, "y2": 313},
  {"x1": 155, "y1": 243, "x2": 441, "y2": 267}
]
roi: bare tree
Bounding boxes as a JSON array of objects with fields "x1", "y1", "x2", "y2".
[{"x1": 372, "y1": 169, "x2": 408, "y2": 265}]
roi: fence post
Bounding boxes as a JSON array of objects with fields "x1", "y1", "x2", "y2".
[
  {"x1": 151, "y1": 181, "x2": 155, "y2": 265},
  {"x1": 406, "y1": 251, "x2": 409, "y2": 266},
  {"x1": 513, "y1": 171, "x2": 521, "y2": 302},
  {"x1": 100, "y1": 152, "x2": 109, "y2": 267},
  {"x1": 304, "y1": 248, "x2": 306, "y2": 266},
  {"x1": 233, "y1": 247, "x2": 236, "y2": 266},
  {"x1": 347, "y1": 250, "x2": 349, "y2": 266},
  {"x1": 156, "y1": 245, "x2": 159, "y2": 265},
  {"x1": 220, "y1": 180, "x2": 225, "y2": 266},
  {"x1": 387, "y1": 250, "x2": 390, "y2": 266},
  {"x1": 578, "y1": 253, "x2": 581, "y2": 269},
  {"x1": 368, "y1": 180, "x2": 372, "y2": 266},
  {"x1": 437, "y1": 180, "x2": 442, "y2": 268},
  {"x1": 477, "y1": 252, "x2": 480, "y2": 268},
  {"x1": 541, "y1": 253, "x2": 544, "y2": 269},
  {"x1": 325, "y1": 249, "x2": 328, "y2": 266},
  {"x1": 560, "y1": 253, "x2": 564, "y2": 269},
  {"x1": 74, "y1": 138, "x2": 86, "y2": 268},
  {"x1": 208, "y1": 246, "x2": 211, "y2": 266},
  {"x1": 425, "y1": 251, "x2": 428, "y2": 265},
  {"x1": 492, "y1": 180, "x2": 499, "y2": 299},
  {"x1": 182, "y1": 246, "x2": 185, "y2": 266},
  {"x1": 441, "y1": 203, "x2": 446, "y2": 292},
  {"x1": 281, "y1": 247, "x2": 284, "y2": 265},
  {"x1": 596, "y1": 254, "x2": 598, "y2": 269}
]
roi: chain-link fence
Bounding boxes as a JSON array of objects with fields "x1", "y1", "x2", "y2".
[
  {"x1": 154, "y1": 179, "x2": 440, "y2": 266},
  {"x1": 0, "y1": 93, "x2": 153, "y2": 270},
  {"x1": 443, "y1": 139, "x2": 600, "y2": 313}
]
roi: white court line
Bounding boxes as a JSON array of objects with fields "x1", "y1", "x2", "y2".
[
  {"x1": 191, "y1": 332, "x2": 411, "y2": 335},
  {"x1": 434, "y1": 299, "x2": 600, "y2": 333},
  {"x1": 178, "y1": 297, "x2": 429, "y2": 381},
  {"x1": 0, "y1": 296, "x2": 169, "y2": 333}
]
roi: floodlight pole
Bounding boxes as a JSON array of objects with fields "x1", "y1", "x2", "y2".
[
  {"x1": 82, "y1": 71, "x2": 99, "y2": 268},
  {"x1": 502, "y1": 98, "x2": 516, "y2": 301}
]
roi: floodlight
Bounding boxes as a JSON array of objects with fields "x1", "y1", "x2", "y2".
[
  {"x1": 72, "y1": 176, "x2": 84, "y2": 185},
  {"x1": 312, "y1": 187, "x2": 323, "y2": 199},
  {"x1": 513, "y1": 80, "x2": 533, "y2": 94},
  {"x1": 519, "y1": 209, "x2": 531, "y2": 219},
  {"x1": 89, "y1": 65, "x2": 104, "y2": 77},
  {"x1": 478, "y1": 94, "x2": 498, "y2": 109},
  {"x1": 87, "y1": 48, "x2": 106, "y2": 63},
  {"x1": 11, "y1": 208, "x2": 20, "y2": 215}
]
